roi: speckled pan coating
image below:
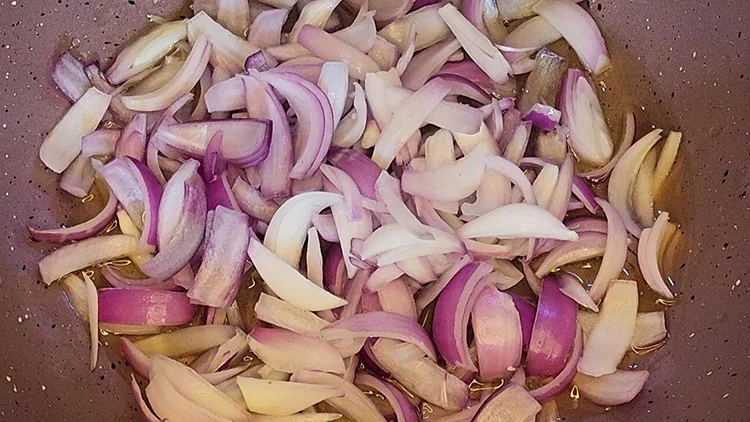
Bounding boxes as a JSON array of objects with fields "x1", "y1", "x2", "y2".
[{"x1": 0, "y1": 0, "x2": 748, "y2": 420}]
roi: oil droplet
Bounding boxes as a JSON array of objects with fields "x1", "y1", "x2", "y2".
[
  {"x1": 469, "y1": 378, "x2": 504, "y2": 392},
  {"x1": 631, "y1": 340, "x2": 666, "y2": 355},
  {"x1": 12, "y1": 384, "x2": 17, "y2": 393},
  {"x1": 5, "y1": 376, "x2": 11, "y2": 382},
  {"x1": 102, "y1": 259, "x2": 132, "y2": 268},
  {"x1": 242, "y1": 356, "x2": 253, "y2": 362},
  {"x1": 99, "y1": 328, "x2": 109, "y2": 336},
  {"x1": 581, "y1": 262, "x2": 593, "y2": 269},
  {"x1": 570, "y1": 385, "x2": 580, "y2": 400},
  {"x1": 655, "y1": 298, "x2": 677, "y2": 307},
  {"x1": 421, "y1": 403, "x2": 434, "y2": 415},
  {"x1": 598, "y1": 80, "x2": 608, "y2": 91},
  {"x1": 81, "y1": 194, "x2": 95, "y2": 203},
  {"x1": 105, "y1": 219, "x2": 118, "y2": 233},
  {"x1": 82, "y1": 269, "x2": 95, "y2": 278},
  {"x1": 70, "y1": 38, "x2": 81, "y2": 48},
  {"x1": 103, "y1": 120, "x2": 116, "y2": 129}
]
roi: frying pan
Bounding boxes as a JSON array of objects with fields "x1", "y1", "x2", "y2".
[{"x1": 0, "y1": 0, "x2": 747, "y2": 420}]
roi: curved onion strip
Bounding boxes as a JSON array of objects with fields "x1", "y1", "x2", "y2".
[
  {"x1": 533, "y1": 0, "x2": 610, "y2": 75},
  {"x1": 580, "y1": 112, "x2": 636, "y2": 180},
  {"x1": 98, "y1": 288, "x2": 196, "y2": 326},
  {"x1": 306, "y1": 227, "x2": 324, "y2": 287},
  {"x1": 364, "y1": 264, "x2": 405, "y2": 292},
  {"x1": 379, "y1": 4, "x2": 450, "y2": 52},
  {"x1": 588, "y1": 198, "x2": 628, "y2": 301},
  {"x1": 107, "y1": 20, "x2": 188, "y2": 84},
  {"x1": 502, "y1": 16, "x2": 561, "y2": 64},
  {"x1": 29, "y1": 184, "x2": 117, "y2": 243},
  {"x1": 134, "y1": 325, "x2": 236, "y2": 357},
  {"x1": 264, "y1": 191, "x2": 342, "y2": 267},
  {"x1": 248, "y1": 238, "x2": 347, "y2": 311},
  {"x1": 401, "y1": 38, "x2": 460, "y2": 90},
  {"x1": 472, "y1": 383, "x2": 541, "y2": 422},
  {"x1": 526, "y1": 275, "x2": 577, "y2": 377},
  {"x1": 334, "y1": 12, "x2": 378, "y2": 53},
  {"x1": 534, "y1": 232, "x2": 607, "y2": 277},
  {"x1": 53, "y1": 51, "x2": 92, "y2": 102},
  {"x1": 248, "y1": 9, "x2": 288, "y2": 48},
  {"x1": 121, "y1": 36, "x2": 211, "y2": 112},
  {"x1": 188, "y1": 12, "x2": 258, "y2": 73},
  {"x1": 577, "y1": 280, "x2": 638, "y2": 377},
  {"x1": 242, "y1": 76, "x2": 293, "y2": 198},
  {"x1": 471, "y1": 287, "x2": 522, "y2": 381},
  {"x1": 291, "y1": 370, "x2": 386, "y2": 422},
  {"x1": 360, "y1": 224, "x2": 464, "y2": 265},
  {"x1": 415, "y1": 254, "x2": 471, "y2": 311},
  {"x1": 529, "y1": 325, "x2": 583, "y2": 402},
  {"x1": 323, "y1": 311, "x2": 435, "y2": 360},
  {"x1": 149, "y1": 355, "x2": 251, "y2": 421},
  {"x1": 653, "y1": 131, "x2": 682, "y2": 194},
  {"x1": 254, "y1": 293, "x2": 330, "y2": 336},
  {"x1": 217, "y1": 0, "x2": 251, "y2": 37},
  {"x1": 608, "y1": 129, "x2": 663, "y2": 237},
  {"x1": 402, "y1": 141, "x2": 492, "y2": 202},
  {"x1": 81, "y1": 129, "x2": 120, "y2": 157},
  {"x1": 575, "y1": 370, "x2": 650, "y2": 406},
  {"x1": 378, "y1": 277, "x2": 418, "y2": 320},
  {"x1": 236, "y1": 377, "x2": 344, "y2": 416},
  {"x1": 370, "y1": 338, "x2": 469, "y2": 411},
  {"x1": 637, "y1": 212, "x2": 676, "y2": 298},
  {"x1": 355, "y1": 373, "x2": 420, "y2": 422},
  {"x1": 130, "y1": 375, "x2": 160, "y2": 422},
  {"x1": 249, "y1": 327, "x2": 346, "y2": 374},
  {"x1": 433, "y1": 262, "x2": 493, "y2": 371},
  {"x1": 290, "y1": 0, "x2": 343, "y2": 42},
  {"x1": 298, "y1": 24, "x2": 380, "y2": 80},
  {"x1": 558, "y1": 272, "x2": 598, "y2": 312},
  {"x1": 38, "y1": 234, "x2": 137, "y2": 284},
  {"x1": 457, "y1": 203, "x2": 578, "y2": 241},
  {"x1": 438, "y1": 4, "x2": 511, "y2": 84}
]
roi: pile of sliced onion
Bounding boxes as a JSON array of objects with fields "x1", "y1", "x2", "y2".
[{"x1": 32, "y1": 0, "x2": 685, "y2": 419}]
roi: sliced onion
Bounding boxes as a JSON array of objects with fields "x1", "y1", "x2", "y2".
[
  {"x1": 247, "y1": 9, "x2": 289, "y2": 48},
  {"x1": 457, "y1": 203, "x2": 578, "y2": 241},
  {"x1": 188, "y1": 11, "x2": 258, "y2": 73},
  {"x1": 248, "y1": 238, "x2": 347, "y2": 311},
  {"x1": 533, "y1": 0, "x2": 610, "y2": 76},
  {"x1": 125, "y1": 157, "x2": 163, "y2": 252},
  {"x1": 290, "y1": 0, "x2": 343, "y2": 42},
  {"x1": 121, "y1": 337, "x2": 152, "y2": 378},
  {"x1": 471, "y1": 287, "x2": 522, "y2": 381},
  {"x1": 52, "y1": 51, "x2": 92, "y2": 102},
  {"x1": 233, "y1": 178, "x2": 280, "y2": 223},
  {"x1": 608, "y1": 128, "x2": 663, "y2": 237},
  {"x1": 115, "y1": 114, "x2": 147, "y2": 161},
  {"x1": 156, "y1": 119, "x2": 271, "y2": 167},
  {"x1": 38, "y1": 234, "x2": 137, "y2": 284},
  {"x1": 81, "y1": 129, "x2": 120, "y2": 157},
  {"x1": 333, "y1": 82, "x2": 368, "y2": 147},
  {"x1": 433, "y1": 261, "x2": 493, "y2": 370},
  {"x1": 372, "y1": 78, "x2": 451, "y2": 169},
  {"x1": 188, "y1": 206, "x2": 251, "y2": 308},
  {"x1": 334, "y1": 12, "x2": 378, "y2": 53},
  {"x1": 526, "y1": 275, "x2": 577, "y2": 377},
  {"x1": 307, "y1": 227, "x2": 324, "y2": 286},
  {"x1": 249, "y1": 327, "x2": 345, "y2": 374},
  {"x1": 580, "y1": 113, "x2": 636, "y2": 180},
  {"x1": 534, "y1": 232, "x2": 607, "y2": 277},
  {"x1": 98, "y1": 288, "x2": 196, "y2": 326},
  {"x1": 253, "y1": 414, "x2": 343, "y2": 422},
  {"x1": 121, "y1": 36, "x2": 211, "y2": 112},
  {"x1": 510, "y1": 294, "x2": 536, "y2": 350},
  {"x1": 317, "y1": 62, "x2": 349, "y2": 128},
  {"x1": 364, "y1": 264, "x2": 404, "y2": 292},
  {"x1": 558, "y1": 272, "x2": 598, "y2": 311},
  {"x1": 402, "y1": 141, "x2": 491, "y2": 202},
  {"x1": 544, "y1": 154, "x2": 574, "y2": 220},
  {"x1": 415, "y1": 254, "x2": 471, "y2": 311},
  {"x1": 255, "y1": 70, "x2": 332, "y2": 179},
  {"x1": 529, "y1": 325, "x2": 582, "y2": 402},
  {"x1": 502, "y1": 17, "x2": 561, "y2": 66},
  {"x1": 355, "y1": 373, "x2": 420, "y2": 422},
  {"x1": 205, "y1": 76, "x2": 245, "y2": 113},
  {"x1": 575, "y1": 370, "x2": 650, "y2": 406},
  {"x1": 522, "y1": 104, "x2": 561, "y2": 132},
  {"x1": 217, "y1": 0, "x2": 251, "y2": 37},
  {"x1": 254, "y1": 292, "x2": 330, "y2": 336},
  {"x1": 577, "y1": 280, "x2": 638, "y2": 377},
  {"x1": 370, "y1": 338, "x2": 469, "y2": 411},
  {"x1": 360, "y1": 224, "x2": 464, "y2": 266},
  {"x1": 237, "y1": 377, "x2": 343, "y2": 416},
  {"x1": 107, "y1": 20, "x2": 188, "y2": 84},
  {"x1": 39, "y1": 87, "x2": 111, "y2": 173},
  {"x1": 383, "y1": 84, "x2": 484, "y2": 135},
  {"x1": 142, "y1": 160, "x2": 207, "y2": 280},
  {"x1": 298, "y1": 24, "x2": 380, "y2": 80},
  {"x1": 379, "y1": 4, "x2": 449, "y2": 52},
  {"x1": 473, "y1": 383, "x2": 541, "y2": 422},
  {"x1": 291, "y1": 370, "x2": 386, "y2": 422},
  {"x1": 377, "y1": 277, "x2": 418, "y2": 320},
  {"x1": 130, "y1": 375, "x2": 160, "y2": 422},
  {"x1": 323, "y1": 311, "x2": 435, "y2": 360},
  {"x1": 264, "y1": 191, "x2": 342, "y2": 267},
  {"x1": 134, "y1": 325, "x2": 237, "y2": 357},
  {"x1": 559, "y1": 69, "x2": 613, "y2": 167},
  {"x1": 29, "y1": 183, "x2": 117, "y2": 243},
  {"x1": 632, "y1": 312, "x2": 668, "y2": 347},
  {"x1": 149, "y1": 355, "x2": 252, "y2": 421},
  {"x1": 401, "y1": 38, "x2": 460, "y2": 90},
  {"x1": 327, "y1": 147, "x2": 382, "y2": 200},
  {"x1": 438, "y1": 4, "x2": 511, "y2": 85},
  {"x1": 323, "y1": 245, "x2": 347, "y2": 296},
  {"x1": 588, "y1": 198, "x2": 628, "y2": 301},
  {"x1": 638, "y1": 212, "x2": 676, "y2": 298}
]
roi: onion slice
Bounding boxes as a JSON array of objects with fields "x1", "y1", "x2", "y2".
[
  {"x1": 322, "y1": 311, "x2": 436, "y2": 360},
  {"x1": 577, "y1": 280, "x2": 638, "y2": 377},
  {"x1": 298, "y1": 24, "x2": 380, "y2": 80},
  {"x1": 457, "y1": 203, "x2": 578, "y2": 241},
  {"x1": 533, "y1": 0, "x2": 610, "y2": 76},
  {"x1": 588, "y1": 198, "x2": 628, "y2": 301},
  {"x1": 134, "y1": 325, "x2": 236, "y2": 357},
  {"x1": 291, "y1": 370, "x2": 386, "y2": 422},
  {"x1": 248, "y1": 327, "x2": 346, "y2": 374},
  {"x1": 98, "y1": 288, "x2": 196, "y2": 326},
  {"x1": 471, "y1": 286, "x2": 522, "y2": 381},
  {"x1": 236, "y1": 377, "x2": 344, "y2": 416},
  {"x1": 38, "y1": 234, "x2": 137, "y2": 284},
  {"x1": 637, "y1": 212, "x2": 676, "y2": 298},
  {"x1": 39, "y1": 87, "x2": 111, "y2": 173},
  {"x1": 473, "y1": 383, "x2": 541, "y2": 422},
  {"x1": 575, "y1": 370, "x2": 650, "y2": 406},
  {"x1": 354, "y1": 373, "x2": 419, "y2": 422},
  {"x1": 248, "y1": 238, "x2": 347, "y2": 311},
  {"x1": 254, "y1": 293, "x2": 330, "y2": 336}
]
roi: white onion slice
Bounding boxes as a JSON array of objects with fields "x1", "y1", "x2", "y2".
[
  {"x1": 575, "y1": 370, "x2": 650, "y2": 406},
  {"x1": 236, "y1": 377, "x2": 343, "y2": 416},
  {"x1": 577, "y1": 280, "x2": 638, "y2": 377}
]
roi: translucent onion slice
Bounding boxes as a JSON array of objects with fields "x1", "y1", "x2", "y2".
[
  {"x1": 291, "y1": 370, "x2": 386, "y2": 422},
  {"x1": 236, "y1": 377, "x2": 343, "y2": 416},
  {"x1": 575, "y1": 370, "x2": 650, "y2": 406}
]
